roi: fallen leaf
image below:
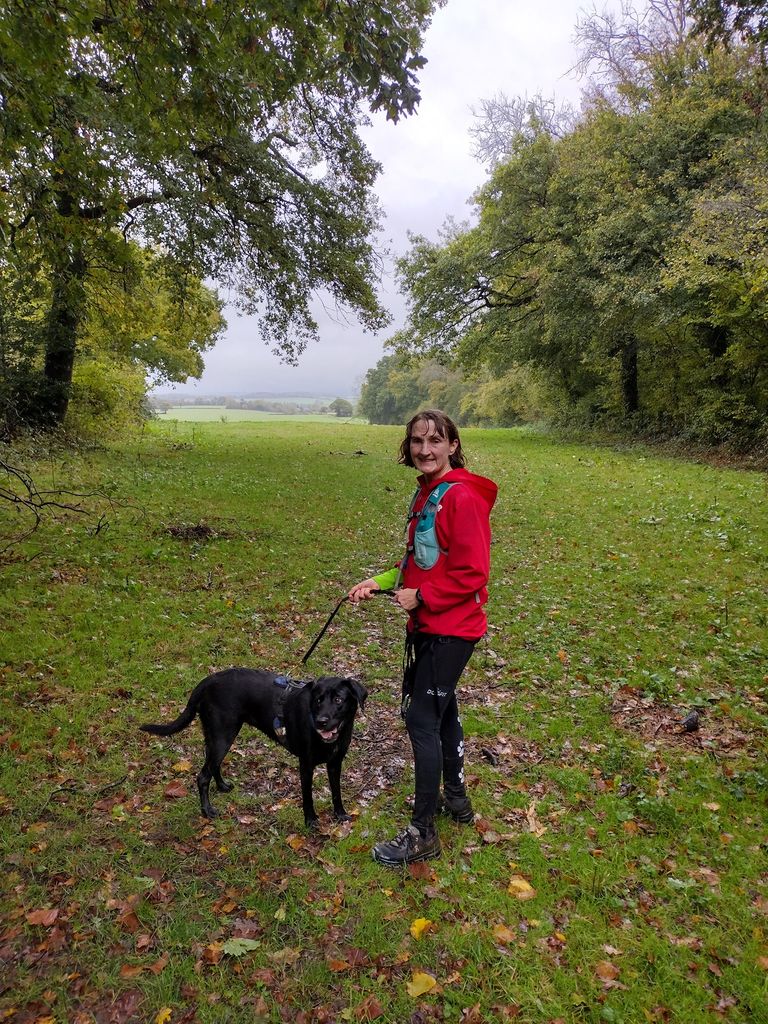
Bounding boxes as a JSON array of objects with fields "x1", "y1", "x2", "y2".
[
  {"x1": 172, "y1": 760, "x2": 192, "y2": 773},
  {"x1": 223, "y1": 938, "x2": 261, "y2": 957},
  {"x1": 164, "y1": 781, "x2": 188, "y2": 800},
  {"x1": 508, "y1": 875, "x2": 536, "y2": 901},
  {"x1": 25, "y1": 909, "x2": 59, "y2": 927},
  {"x1": 355, "y1": 994, "x2": 384, "y2": 1021},
  {"x1": 757, "y1": 956, "x2": 768, "y2": 971},
  {"x1": 408, "y1": 861, "x2": 435, "y2": 881},
  {"x1": 119, "y1": 963, "x2": 145, "y2": 979},
  {"x1": 702, "y1": 802, "x2": 720, "y2": 812},
  {"x1": 150, "y1": 952, "x2": 169, "y2": 974},
  {"x1": 327, "y1": 958, "x2": 351, "y2": 973},
  {"x1": 492, "y1": 923, "x2": 516, "y2": 945},
  {"x1": 596, "y1": 960, "x2": 620, "y2": 982},
  {"x1": 406, "y1": 971, "x2": 438, "y2": 997},
  {"x1": 155, "y1": 1010, "x2": 172, "y2": 1024},
  {"x1": 268, "y1": 946, "x2": 301, "y2": 967},
  {"x1": 410, "y1": 918, "x2": 435, "y2": 940},
  {"x1": 202, "y1": 942, "x2": 223, "y2": 965},
  {"x1": 525, "y1": 802, "x2": 547, "y2": 838}
]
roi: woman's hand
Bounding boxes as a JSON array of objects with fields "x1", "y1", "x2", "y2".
[
  {"x1": 348, "y1": 578, "x2": 381, "y2": 603},
  {"x1": 394, "y1": 587, "x2": 421, "y2": 612}
]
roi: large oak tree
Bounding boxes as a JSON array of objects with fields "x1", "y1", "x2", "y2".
[{"x1": 0, "y1": 0, "x2": 439, "y2": 427}]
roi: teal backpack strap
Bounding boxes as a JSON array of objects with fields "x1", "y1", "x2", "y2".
[{"x1": 412, "y1": 481, "x2": 455, "y2": 571}]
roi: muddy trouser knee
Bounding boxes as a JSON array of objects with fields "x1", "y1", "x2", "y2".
[{"x1": 404, "y1": 634, "x2": 475, "y2": 833}]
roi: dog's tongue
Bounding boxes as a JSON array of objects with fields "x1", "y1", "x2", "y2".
[{"x1": 319, "y1": 728, "x2": 337, "y2": 741}]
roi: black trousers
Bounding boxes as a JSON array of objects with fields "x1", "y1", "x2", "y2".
[{"x1": 402, "y1": 632, "x2": 476, "y2": 832}]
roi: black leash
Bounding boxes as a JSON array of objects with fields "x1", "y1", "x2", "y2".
[{"x1": 301, "y1": 590, "x2": 390, "y2": 665}]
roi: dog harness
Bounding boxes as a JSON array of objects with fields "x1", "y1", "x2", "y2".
[{"x1": 271, "y1": 675, "x2": 306, "y2": 746}]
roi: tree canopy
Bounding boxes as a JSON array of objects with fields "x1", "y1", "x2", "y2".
[
  {"x1": 387, "y1": 8, "x2": 767, "y2": 449},
  {"x1": 0, "y1": 0, "x2": 440, "y2": 430}
]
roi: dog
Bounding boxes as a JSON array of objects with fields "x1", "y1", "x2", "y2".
[{"x1": 140, "y1": 669, "x2": 367, "y2": 828}]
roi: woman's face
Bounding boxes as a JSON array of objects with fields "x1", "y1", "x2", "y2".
[{"x1": 409, "y1": 418, "x2": 458, "y2": 482}]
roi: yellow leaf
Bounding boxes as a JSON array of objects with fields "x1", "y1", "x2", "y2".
[
  {"x1": 409, "y1": 918, "x2": 435, "y2": 940},
  {"x1": 406, "y1": 971, "x2": 437, "y2": 997},
  {"x1": 171, "y1": 760, "x2": 192, "y2": 773},
  {"x1": 155, "y1": 1010, "x2": 172, "y2": 1024},
  {"x1": 492, "y1": 923, "x2": 516, "y2": 944},
  {"x1": 508, "y1": 875, "x2": 536, "y2": 900},
  {"x1": 702, "y1": 802, "x2": 720, "y2": 811}
]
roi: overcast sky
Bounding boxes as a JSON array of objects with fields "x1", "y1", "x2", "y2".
[{"x1": 165, "y1": 0, "x2": 598, "y2": 399}]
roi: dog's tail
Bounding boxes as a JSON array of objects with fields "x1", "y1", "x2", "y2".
[{"x1": 140, "y1": 678, "x2": 206, "y2": 737}]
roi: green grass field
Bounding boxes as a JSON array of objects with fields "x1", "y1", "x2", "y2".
[{"x1": 1, "y1": 421, "x2": 766, "y2": 1023}]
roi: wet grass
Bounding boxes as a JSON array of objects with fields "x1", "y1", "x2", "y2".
[{"x1": 0, "y1": 420, "x2": 766, "y2": 1023}]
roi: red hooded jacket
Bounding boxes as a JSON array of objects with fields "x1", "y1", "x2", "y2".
[{"x1": 399, "y1": 468, "x2": 498, "y2": 640}]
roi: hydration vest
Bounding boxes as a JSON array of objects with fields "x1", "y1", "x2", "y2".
[{"x1": 399, "y1": 480, "x2": 456, "y2": 580}]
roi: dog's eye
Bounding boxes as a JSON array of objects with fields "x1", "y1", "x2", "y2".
[{"x1": 334, "y1": 695, "x2": 343, "y2": 704}]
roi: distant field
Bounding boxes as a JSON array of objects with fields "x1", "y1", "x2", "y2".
[{"x1": 156, "y1": 405, "x2": 361, "y2": 423}]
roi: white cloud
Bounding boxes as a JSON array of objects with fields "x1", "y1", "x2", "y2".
[{"x1": 165, "y1": 0, "x2": 593, "y2": 398}]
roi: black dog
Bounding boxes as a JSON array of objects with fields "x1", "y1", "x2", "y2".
[{"x1": 140, "y1": 669, "x2": 367, "y2": 828}]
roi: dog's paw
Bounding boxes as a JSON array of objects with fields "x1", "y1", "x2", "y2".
[
  {"x1": 333, "y1": 812, "x2": 352, "y2": 823},
  {"x1": 217, "y1": 781, "x2": 234, "y2": 793}
]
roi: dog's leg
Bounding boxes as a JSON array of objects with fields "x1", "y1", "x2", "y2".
[
  {"x1": 198, "y1": 721, "x2": 241, "y2": 818},
  {"x1": 327, "y1": 758, "x2": 350, "y2": 822},
  {"x1": 298, "y1": 757, "x2": 318, "y2": 830}
]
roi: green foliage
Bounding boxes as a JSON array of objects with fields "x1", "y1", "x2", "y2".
[
  {"x1": 358, "y1": 352, "x2": 474, "y2": 424},
  {"x1": 393, "y1": 39, "x2": 768, "y2": 450},
  {"x1": 0, "y1": 0, "x2": 440, "y2": 426},
  {"x1": 329, "y1": 397, "x2": 354, "y2": 417}
]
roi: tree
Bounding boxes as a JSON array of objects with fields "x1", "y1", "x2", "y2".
[
  {"x1": 329, "y1": 397, "x2": 354, "y2": 417},
  {"x1": 0, "y1": 0, "x2": 441, "y2": 428},
  {"x1": 392, "y1": 29, "x2": 767, "y2": 444},
  {"x1": 688, "y1": 0, "x2": 768, "y2": 53}
]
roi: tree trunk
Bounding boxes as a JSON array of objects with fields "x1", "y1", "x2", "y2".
[
  {"x1": 36, "y1": 239, "x2": 87, "y2": 428},
  {"x1": 618, "y1": 332, "x2": 639, "y2": 415}
]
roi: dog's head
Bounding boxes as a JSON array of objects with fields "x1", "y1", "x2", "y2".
[{"x1": 309, "y1": 676, "x2": 368, "y2": 743}]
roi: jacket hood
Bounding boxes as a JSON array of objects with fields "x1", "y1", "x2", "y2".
[{"x1": 418, "y1": 467, "x2": 498, "y2": 512}]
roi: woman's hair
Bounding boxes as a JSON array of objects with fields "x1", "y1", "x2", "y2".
[{"x1": 398, "y1": 409, "x2": 466, "y2": 469}]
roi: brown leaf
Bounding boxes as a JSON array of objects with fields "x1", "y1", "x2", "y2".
[
  {"x1": 149, "y1": 952, "x2": 169, "y2": 975},
  {"x1": 408, "y1": 861, "x2": 435, "y2": 881},
  {"x1": 164, "y1": 781, "x2": 188, "y2": 800},
  {"x1": 327, "y1": 958, "x2": 351, "y2": 973},
  {"x1": 595, "y1": 960, "x2": 620, "y2": 982},
  {"x1": 355, "y1": 995, "x2": 385, "y2": 1021},
  {"x1": 26, "y1": 908, "x2": 59, "y2": 927},
  {"x1": 120, "y1": 963, "x2": 146, "y2": 979},
  {"x1": 203, "y1": 942, "x2": 223, "y2": 965}
]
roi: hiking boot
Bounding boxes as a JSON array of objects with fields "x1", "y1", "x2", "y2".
[
  {"x1": 371, "y1": 825, "x2": 441, "y2": 867},
  {"x1": 436, "y1": 791, "x2": 474, "y2": 824}
]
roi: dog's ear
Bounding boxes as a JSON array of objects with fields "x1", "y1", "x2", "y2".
[{"x1": 345, "y1": 678, "x2": 368, "y2": 710}]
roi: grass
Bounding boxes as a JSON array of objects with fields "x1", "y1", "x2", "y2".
[{"x1": 1, "y1": 420, "x2": 766, "y2": 1024}]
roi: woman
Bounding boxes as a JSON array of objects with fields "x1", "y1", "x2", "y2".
[{"x1": 349, "y1": 410, "x2": 497, "y2": 867}]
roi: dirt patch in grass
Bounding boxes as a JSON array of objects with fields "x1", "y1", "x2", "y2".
[
  {"x1": 610, "y1": 687, "x2": 757, "y2": 756},
  {"x1": 164, "y1": 521, "x2": 228, "y2": 542}
]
